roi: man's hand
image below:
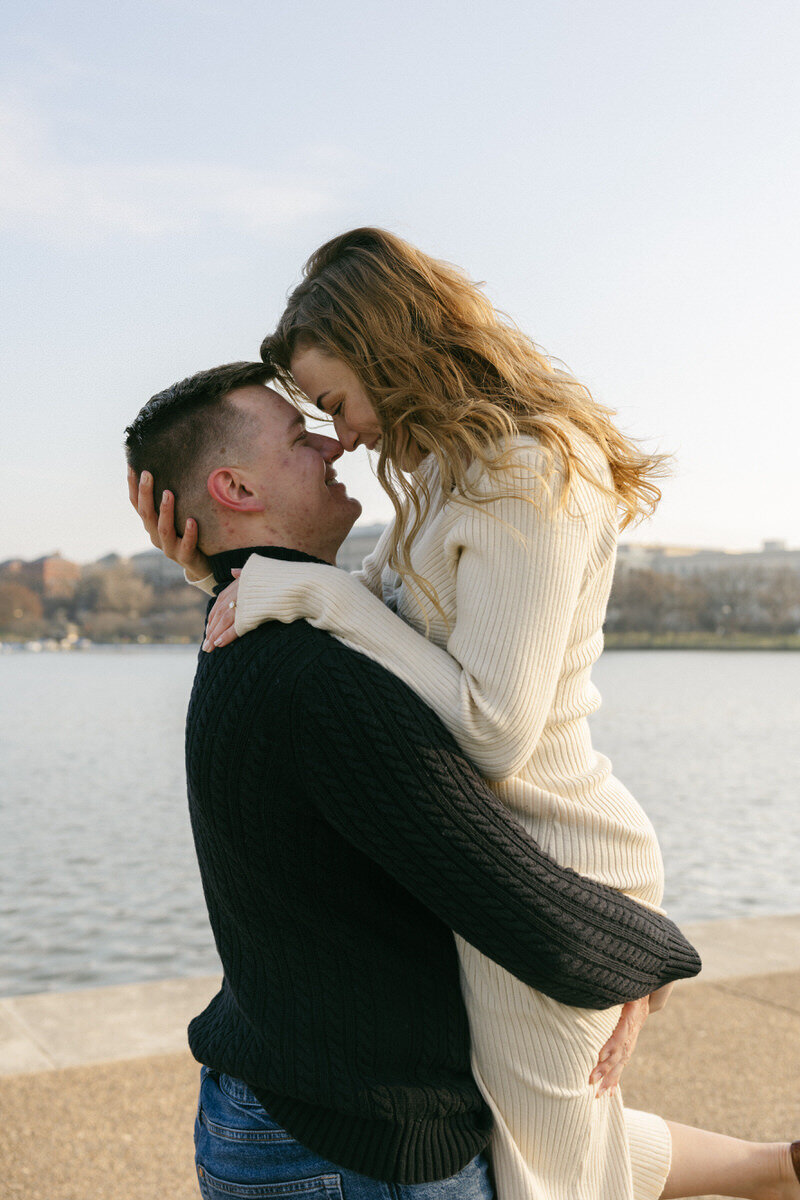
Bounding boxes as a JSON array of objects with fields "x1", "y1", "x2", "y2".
[
  {"x1": 588, "y1": 997, "x2": 650, "y2": 1097},
  {"x1": 202, "y1": 574, "x2": 241, "y2": 651},
  {"x1": 127, "y1": 467, "x2": 211, "y2": 582}
]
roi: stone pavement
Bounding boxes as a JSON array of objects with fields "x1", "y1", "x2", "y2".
[{"x1": 1, "y1": 915, "x2": 799, "y2": 1200}]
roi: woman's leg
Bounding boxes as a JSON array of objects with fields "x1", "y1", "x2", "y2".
[{"x1": 660, "y1": 1121, "x2": 798, "y2": 1200}]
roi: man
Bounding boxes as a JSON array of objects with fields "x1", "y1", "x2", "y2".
[{"x1": 125, "y1": 362, "x2": 700, "y2": 1199}]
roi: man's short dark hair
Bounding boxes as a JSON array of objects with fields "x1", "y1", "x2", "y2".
[{"x1": 125, "y1": 361, "x2": 275, "y2": 536}]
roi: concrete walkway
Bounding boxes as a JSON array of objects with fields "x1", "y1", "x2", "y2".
[{"x1": 2, "y1": 915, "x2": 799, "y2": 1199}]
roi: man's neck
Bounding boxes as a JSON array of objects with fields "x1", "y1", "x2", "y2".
[{"x1": 208, "y1": 544, "x2": 335, "y2": 588}]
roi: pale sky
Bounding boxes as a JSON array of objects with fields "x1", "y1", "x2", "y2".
[{"x1": 2, "y1": 0, "x2": 798, "y2": 563}]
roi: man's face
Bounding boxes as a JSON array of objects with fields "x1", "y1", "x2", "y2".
[{"x1": 220, "y1": 385, "x2": 362, "y2": 557}]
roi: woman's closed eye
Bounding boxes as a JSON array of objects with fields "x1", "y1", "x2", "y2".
[{"x1": 322, "y1": 392, "x2": 345, "y2": 419}]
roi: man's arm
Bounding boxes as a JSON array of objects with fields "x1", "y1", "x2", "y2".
[{"x1": 291, "y1": 641, "x2": 700, "y2": 1011}]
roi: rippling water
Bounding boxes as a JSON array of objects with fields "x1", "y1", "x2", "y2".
[{"x1": 1, "y1": 647, "x2": 798, "y2": 995}]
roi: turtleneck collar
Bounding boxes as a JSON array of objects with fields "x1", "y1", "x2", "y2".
[{"x1": 209, "y1": 545, "x2": 331, "y2": 590}]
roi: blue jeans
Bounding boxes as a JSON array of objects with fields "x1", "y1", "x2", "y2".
[{"x1": 194, "y1": 1067, "x2": 494, "y2": 1200}]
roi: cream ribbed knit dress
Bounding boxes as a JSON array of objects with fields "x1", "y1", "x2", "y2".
[{"x1": 226, "y1": 436, "x2": 673, "y2": 1200}]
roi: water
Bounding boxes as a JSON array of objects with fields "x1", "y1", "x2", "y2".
[
  {"x1": 0, "y1": 647, "x2": 209, "y2": 997},
  {"x1": 590, "y1": 651, "x2": 800, "y2": 925},
  {"x1": 1, "y1": 647, "x2": 798, "y2": 996}
]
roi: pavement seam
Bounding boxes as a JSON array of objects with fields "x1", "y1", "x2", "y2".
[
  {"x1": 0, "y1": 999, "x2": 59, "y2": 1069},
  {"x1": 708, "y1": 981, "x2": 800, "y2": 1019}
]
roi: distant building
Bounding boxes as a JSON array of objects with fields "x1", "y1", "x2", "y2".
[
  {"x1": 340, "y1": 531, "x2": 800, "y2": 581},
  {"x1": 616, "y1": 540, "x2": 800, "y2": 579},
  {"x1": 128, "y1": 549, "x2": 186, "y2": 587},
  {"x1": 0, "y1": 553, "x2": 81, "y2": 599}
]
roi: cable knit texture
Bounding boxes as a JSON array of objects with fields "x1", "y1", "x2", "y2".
[
  {"x1": 187, "y1": 545, "x2": 700, "y2": 1186},
  {"x1": 221, "y1": 437, "x2": 685, "y2": 1198}
]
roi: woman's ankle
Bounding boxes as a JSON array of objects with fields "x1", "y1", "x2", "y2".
[{"x1": 753, "y1": 1142, "x2": 800, "y2": 1200}]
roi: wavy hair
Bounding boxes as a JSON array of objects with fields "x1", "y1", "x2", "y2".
[{"x1": 262, "y1": 227, "x2": 668, "y2": 613}]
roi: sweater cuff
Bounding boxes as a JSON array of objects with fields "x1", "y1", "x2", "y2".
[
  {"x1": 664, "y1": 924, "x2": 702, "y2": 981},
  {"x1": 233, "y1": 554, "x2": 307, "y2": 636},
  {"x1": 186, "y1": 569, "x2": 216, "y2": 595},
  {"x1": 233, "y1": 554, "x2": 346, "y2": 637}
]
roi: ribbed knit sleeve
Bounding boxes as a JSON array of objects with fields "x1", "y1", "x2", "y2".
[
  {"x1": 292, "y1": 642, "x2": 701, "y2": 1008},
  {"x1": 186, "y1": 570, "x2": 216, "y2": 595},
  {"x1": 235, "y1": 444, "x2": 592, "y2": 780}
]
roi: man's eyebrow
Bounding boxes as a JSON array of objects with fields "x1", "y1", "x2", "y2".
[{"x1": 288, "y1": 412, "x2": 306, "y2": 429}]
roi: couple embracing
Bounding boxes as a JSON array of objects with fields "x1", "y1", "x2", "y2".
[{"x1": 125, "y1": 228, "x2": 800, "y2": 1200}]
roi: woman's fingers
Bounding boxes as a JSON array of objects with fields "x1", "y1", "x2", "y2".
[
  {"x1": 178, "y1": 517, "x2": 214, "y2": 580},
  {"x1": 207, "y1": 582, "x2": 237, "y2": 631},
  {"x1": 207, "y1": 599, "x2": 236, "y2": 639},
  {"x1": 129, "y1": 470, "x2": 209, "y2": 577},
  {"x1": 588, "y1": 997, "x2": 650, "y2": 1096},
  {"x1": 202, "y1": 610, "x2": 237, "y2": 651},
  {"x1": 203, "y1": 580, "x2": 240, "y2": 651},
  {"x1": 210, "y1": 624, "x2": 239, "y2": 650},
  {"x1": 177, "y1": 518, "x2": 199, "y2": 567},
  {"x1": 126, "y1": 466, "x2": 139, "y2": 510},
  {"x1": 593, "y1": 1058, "x2": 625, "y2": 1096},
  {"x1": 594, "y1": 997, "x2": 648, "y2": 1091},
  {"x1": 157, "y1": 490, "x2": 180, "y2": 556},
  {"x1": 136, "y1": 471, "x2": 161, "y2": 546}
]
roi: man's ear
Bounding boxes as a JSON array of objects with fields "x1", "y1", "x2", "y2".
[{"x1": 207, "y1": 468, "x2": 265, "y2": 513}]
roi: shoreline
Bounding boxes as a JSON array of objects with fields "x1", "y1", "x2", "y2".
[
  {"x1": 4, "y1": 634, "x2": 800, "y2": 652},
  {"x1": 3, "y1": 913, "x2": 799, "y2": 1078},
  {"x1": 4, "y1": 914, "x2": 800, "y2": 1200},
  {"x1": 604, "y1": 632, "x2": 800, "y2": 650}
]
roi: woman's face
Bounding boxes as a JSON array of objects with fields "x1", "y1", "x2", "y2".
[
  {"x1": 290, "y1": 345, "x2": 382, "y2": 454},
  {"x1": 290, "y1": 344, "x2": 426, "y2": 471}
]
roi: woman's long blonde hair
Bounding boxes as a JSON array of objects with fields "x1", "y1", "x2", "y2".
[{"x1": 262, "y1": 227, "x2": 667, "y2": 611}]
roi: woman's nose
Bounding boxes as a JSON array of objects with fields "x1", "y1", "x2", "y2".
[{"x1": 333, "y1": 419, "x2": 359, "y2": 452}]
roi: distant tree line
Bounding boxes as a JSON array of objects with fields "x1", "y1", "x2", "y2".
[
  {"x1": 0, "y1": 557, "x2": 207, "y2": 643},
  {"x1": 2, "y1": 554, "x2": 799, "y2": 644},
  {"x1": 606, "y1": 567, "x2": 800, "y2": 636}
]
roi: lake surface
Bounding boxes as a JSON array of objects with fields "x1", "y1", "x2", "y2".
[{"x1": 1, "y1": 647, "x2": 798, "y2": 996}]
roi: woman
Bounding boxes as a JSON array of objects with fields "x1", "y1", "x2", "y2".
[{"x1": 137, "y1": 228, "x2": 800, "y2": 1199}]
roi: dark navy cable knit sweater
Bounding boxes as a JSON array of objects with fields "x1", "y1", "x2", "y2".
[{"x1": 186, "y1": 546, "x2": 701, "y2": 1184}]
